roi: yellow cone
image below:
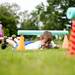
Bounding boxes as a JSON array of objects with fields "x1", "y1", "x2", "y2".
[
  {"x1": 16, "y1": 35, "x2": 25, "y2": 51},
  {"x1": 62, "y1": 35, "x2": 69, "y2": 49}
]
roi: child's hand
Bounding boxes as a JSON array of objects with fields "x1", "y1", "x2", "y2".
[{"x1": 54, "y1": 45, "x2": 60, "y2": 48}]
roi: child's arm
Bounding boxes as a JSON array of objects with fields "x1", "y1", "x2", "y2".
[{"x1": 50, "y1": 41, "x2": 59, "y2": 48}]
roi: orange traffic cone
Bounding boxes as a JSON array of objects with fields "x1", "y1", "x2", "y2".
[
  {"x1": 62, "y1": 35, "x2": 69, "y2": 49},
  {"x1": 16, "y1": 35, "x2": 25, "y2": 51}
]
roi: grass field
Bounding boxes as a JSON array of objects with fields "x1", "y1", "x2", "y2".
[{"x1": 0, "y1": 46, "x2": 75, "y2": 75}]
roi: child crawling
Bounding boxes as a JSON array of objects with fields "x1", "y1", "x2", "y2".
[{"x1": 1, "y1": 31, "x2": 59, "y2": 50}]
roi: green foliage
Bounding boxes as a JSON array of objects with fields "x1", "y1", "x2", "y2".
[
  {"x1": 33, "y1": 0, "x2": 75, "y2": 30},
  {"x1": 22, "y1": 19, "x2": 39, "y2": 30},
  {"x1": 20, "y1": 11, "x2": 39, "y2": 30},
  {"x1": 0, "y1": 0, "x2": 75, "y2": 35},
  {"x1": 17, "y1": 0, "x2": 75, "y2": 31},
  {"x1": 0, "y1": 3, "x2": 19, "y2": 36},
  {"x1": 4, "y1": 28, "x2": 9, "y2": 36}
]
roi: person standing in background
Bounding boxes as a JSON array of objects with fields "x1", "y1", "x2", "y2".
[{"x1": 0, "y1": 21, "x2": 4, "y2": 43}]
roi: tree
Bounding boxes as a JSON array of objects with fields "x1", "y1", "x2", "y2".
[
  {"x1": 22, "y1": 18, "x2": 39, "y2": 30},
  {"x1": 20, "y1": 10, "x2": 39, "y2": 30},
  {"x1": 35, "y1": 0, "x2": 75, "y2": 30},
  {"x1": 0, "y1": 3, "x2": 20, "y2": 36}
]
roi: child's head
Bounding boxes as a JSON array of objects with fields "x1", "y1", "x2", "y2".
[{"x1": 40, "y1": 31, "x2": 52, "y2": 48}]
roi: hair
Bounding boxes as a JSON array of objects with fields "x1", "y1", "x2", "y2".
[
  {"x1": 40, "y1": 31, "x2": 52, "y2": 42},
  {"x1": 39, "y1": 31, "x2": 52, "y2": 48}
]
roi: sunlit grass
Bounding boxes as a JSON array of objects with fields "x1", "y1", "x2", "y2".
[{"x1": 0, "y1": 46, "x2": 75, "y2": 75}]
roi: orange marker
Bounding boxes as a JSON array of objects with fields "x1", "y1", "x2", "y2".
[{"x1": 16, "y1": 35, "x2": 25, "y2": 51}]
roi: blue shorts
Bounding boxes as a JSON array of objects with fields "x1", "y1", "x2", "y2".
[{"x1": 14, "y1": 41, "x2": 33, "y2": 48}]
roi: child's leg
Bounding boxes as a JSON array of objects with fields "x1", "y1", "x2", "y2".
[
  {"x1": 25, "y1": 41, "x2": 33, "y2": 45},
  {"x1": 6, "y1": 39, "x2": 17, "y2": 48}
]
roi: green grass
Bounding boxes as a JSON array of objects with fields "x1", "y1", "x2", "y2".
[{"x1": 0, "y1": 47, "x2": 75, "y2": 75}]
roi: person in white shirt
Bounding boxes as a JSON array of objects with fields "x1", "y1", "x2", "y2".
[{"x1": 1, "y1": 31, "x2": 59, "y2": 50}]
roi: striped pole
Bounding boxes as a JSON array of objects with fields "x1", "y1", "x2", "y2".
[{"x1": 69, "y1": 20, "x2": 75, "y2": 54}]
